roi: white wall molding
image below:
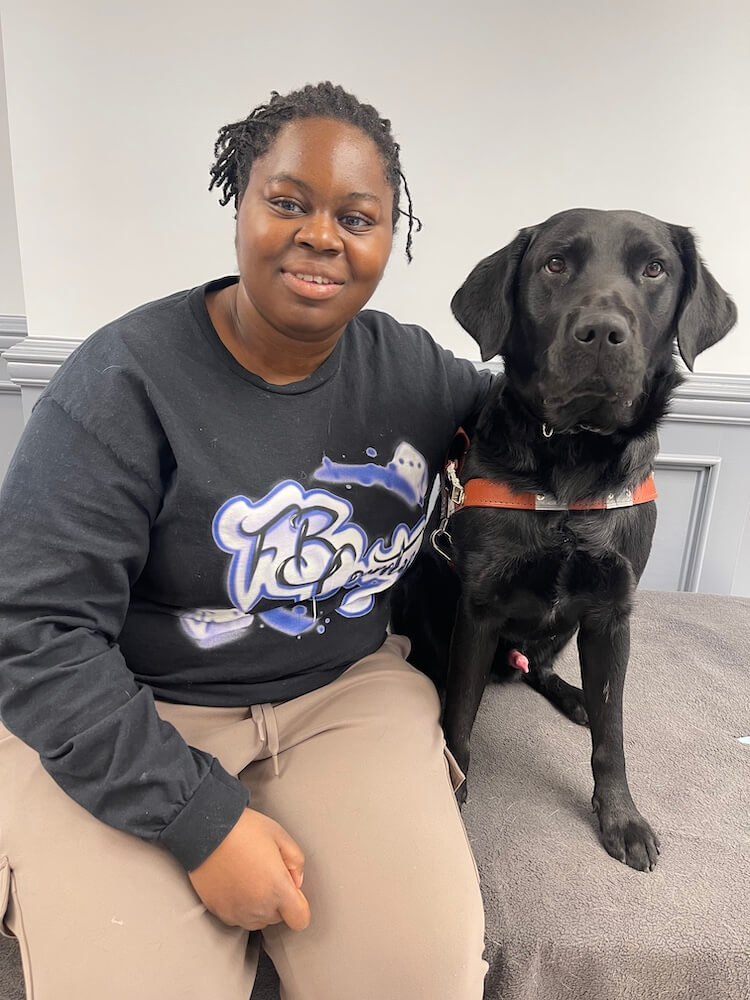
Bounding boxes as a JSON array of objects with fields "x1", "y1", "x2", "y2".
[
  {"x1": 1, "y1": 336, "x2": 82, "y2": 420},
  {"x1": 0, "y1": 329, "x2": 26, "y2": 395},
  {"x1": 667, "y1": 372, "x2": 750, "y2": 425},
  {"x1": 0, "y1": 315, "x2": 27, "y2": 337},
  {"x1": 2, "y1": 335, "x2": 82, "y2": 369}
]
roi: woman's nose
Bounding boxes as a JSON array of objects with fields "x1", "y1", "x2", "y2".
[{"x1": 294, "y1": 213, "x2": 343, "y2": 253}]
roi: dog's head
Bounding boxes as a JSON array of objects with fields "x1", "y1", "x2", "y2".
[{"x1": 451, "y1": 208, "x2": 737, "y2": 435}]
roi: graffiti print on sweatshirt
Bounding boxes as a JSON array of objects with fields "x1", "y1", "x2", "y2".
[{"x1": 179, "y1": 443, "x2": 431, "y2": 647}]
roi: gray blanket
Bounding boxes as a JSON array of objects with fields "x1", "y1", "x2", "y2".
[
  {"x1": 467, "y1": 588, "x2": 750, "y2": 1000},
  {"x1": 1, "y1": 589, "x2": 748, "y2": 1000}
]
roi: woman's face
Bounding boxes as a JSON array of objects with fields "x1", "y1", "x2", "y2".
[{"x1": 234, "y1": 116, "x2": 395, "y2": 344}]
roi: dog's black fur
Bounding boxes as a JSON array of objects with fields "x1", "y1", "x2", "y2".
[{"x1": 391, "y1": 208, "x2": 737, "y2": 871}]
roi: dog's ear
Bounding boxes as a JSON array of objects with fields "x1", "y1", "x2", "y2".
[
  {"x1": 450, "y1": 228, "x2": 535, "y2": 362},
  {"x1": 669, "y1": 225, "x2": 737, "y2": 371}
]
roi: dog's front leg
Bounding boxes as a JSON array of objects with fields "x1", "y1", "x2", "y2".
[
  {"x1": 578, "y1": 613, "x2": 660, "y2": 871},
  {"x1": 442, "y1": 596, "x2": 499, "y2": 806}
]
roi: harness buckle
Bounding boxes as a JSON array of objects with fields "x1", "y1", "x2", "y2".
[
  {"x1": 431, "y1": 432, "x2": 469, "y2": 566},
  {"x1": 446, "y1": 461, "x2": 465, "y2": 509}
]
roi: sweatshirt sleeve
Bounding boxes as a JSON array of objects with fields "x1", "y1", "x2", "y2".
[
  {"x1": 402, "y1": 320, "x2": 495, "y2": 434},
  {"x1": 0, "y1": 394, "x2": 248, "y2": 871},
  {"x1": 439, "y1": 347, "x2": 495, "y2": 432}
]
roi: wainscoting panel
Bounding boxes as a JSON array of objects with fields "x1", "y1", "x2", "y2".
[
  {"x1": 654, "y1": 375, "x2": 750, "y2": 596},
  {"x1": 641, "y1": 454, "x2": 721, "y2": 592},
  {"x1": 2, "y1": 339, "x2": 750, "y2": 596}
]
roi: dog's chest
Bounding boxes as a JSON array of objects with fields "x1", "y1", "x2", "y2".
[{"x1": 457, "y1": 507, "x2": 634, "y2": 635}]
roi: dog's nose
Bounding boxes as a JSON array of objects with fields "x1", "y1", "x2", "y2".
[{"x1": 572, "y1": 315, "x2": 631, "y2": 348}]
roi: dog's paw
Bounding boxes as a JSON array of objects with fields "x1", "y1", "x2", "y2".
[
  {"x1": 594, "y1": 798, "x2": 660, "y2": 871},
  {"x1": 527, "y1": 673, "x2": 589, "y2": 726},
  {"x1": 562, "y1": 690, "x2": 589, "y2": 727}
]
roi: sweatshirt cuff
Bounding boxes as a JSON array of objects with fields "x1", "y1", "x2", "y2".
[{"x1": 157, "y1": 758, "x2": 250, "y2": 871}]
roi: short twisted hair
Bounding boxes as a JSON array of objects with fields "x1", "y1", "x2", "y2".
[{"x1": 209, "y1": 82, "x2": 421, "y2": 261}]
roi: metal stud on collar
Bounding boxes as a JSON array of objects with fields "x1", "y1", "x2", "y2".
[{"x1": 542, "y1": 423, "x2": 554, "y2": 438}]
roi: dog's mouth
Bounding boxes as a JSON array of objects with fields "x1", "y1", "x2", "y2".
[{"x1": 540, "y1": 378, "x2": 642, "y2": 435}]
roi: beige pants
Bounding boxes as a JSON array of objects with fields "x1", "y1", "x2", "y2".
[{"x1": 0, "y1": 635, "x2": 487, "y2": 999}]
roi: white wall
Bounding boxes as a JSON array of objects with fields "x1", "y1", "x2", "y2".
[
  {"x1": 1, "y1": 0, "x2": 748, "y2": 373},
  {"x1": 0, "y1": 15, "x2": 24, "y2": 316}
]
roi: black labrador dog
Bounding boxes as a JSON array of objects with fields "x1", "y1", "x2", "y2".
[{"x1": 392, "y1": 208, "x2": 737, "y2": 871}]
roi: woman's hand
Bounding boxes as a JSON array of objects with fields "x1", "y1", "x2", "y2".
[{"x1": 188, "y1": 808, "x2": 310, "y2": 931}]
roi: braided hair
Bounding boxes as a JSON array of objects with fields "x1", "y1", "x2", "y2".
[{"x1": 209, "y1": 82, "x2": 421, "y2": 261}]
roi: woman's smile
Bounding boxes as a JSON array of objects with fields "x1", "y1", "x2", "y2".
[{"x1": 280, "y1": 267, "x2": 346, "y2": 300}]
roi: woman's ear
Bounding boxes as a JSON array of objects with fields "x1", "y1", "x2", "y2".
[
  {"x1": 450, "y1": 228, "x2": 535, "y2": 362},
  {"x1": 669, "y1": 225, "x2": 738, "y2": 371}
]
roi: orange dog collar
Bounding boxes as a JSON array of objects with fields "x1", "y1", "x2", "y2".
[
  {"x1": 457, "y1": 472, "x2": 657, "y2": 512},
  {"x1": 442, "y1": 427, "x2": 657, "y2": 516}
]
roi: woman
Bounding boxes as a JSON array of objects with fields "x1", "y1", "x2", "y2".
[{"x1": 0, "y1": 82, "x2": 490, "y2": 999}]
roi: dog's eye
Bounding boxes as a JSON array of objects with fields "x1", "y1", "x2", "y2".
[
  {"x1": 643, "y1": 261, "x2": 664, "y2": 278},
  {"x1": 544, "y1": 257, "x2": 566, "y2": 274}
]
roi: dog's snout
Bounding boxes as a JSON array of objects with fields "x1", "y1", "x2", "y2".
[
  {"x1": 573, "y1": 314, "x2": 631, "y2": 348},
  {"x1": 572, "y1": 314, "x2": 632, "y2": 348}
]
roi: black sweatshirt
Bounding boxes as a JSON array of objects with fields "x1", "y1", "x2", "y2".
[{"x1": 0, "y1": 276, "x2": 492, "y2": 870}]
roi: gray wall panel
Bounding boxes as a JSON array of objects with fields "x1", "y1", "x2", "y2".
[
  {"x1": 735, "y1": 517, "x2": 750, "y2": 598},
  {"x1": 0, "y1": 386, "x2": 24, "y2": 484},
  {"x1": 655, "y1": 408, "x2": 750, "y2": 596},
  {"x1": 642, "y1": 455, "x2": 721, "y2": 593},
  {"x1": 0, "y1": 325, "x2": 26, "y2": 485}
]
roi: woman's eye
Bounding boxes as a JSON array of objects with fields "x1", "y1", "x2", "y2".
[
  {"x1": 272, "y1": 198, "x2": 303, "y2": 213},
  {"x1": 544, "y1": 256, "x2": 566, "y2": 274},
  {"x1": 341, "y1": 214, "x2": 372, "y2": 229},
  {"x1": 643, "y1": 261, "x2": 664, "y2": 278}
]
